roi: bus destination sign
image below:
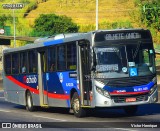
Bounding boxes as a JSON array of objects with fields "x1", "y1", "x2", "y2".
[
  {"x1": 105, "y1": 32, "x2": 141, "y2": 40},
  {"x1": 94, "y1": 30, "x2": 151, "y2": 42}
]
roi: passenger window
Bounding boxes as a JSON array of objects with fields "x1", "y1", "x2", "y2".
[
  {"x1": 28, "y1": 50, "x2": 37, "y2": 73},
  {"x1": 48, "y1": 47, "x2": 56, "y2": 72},
  {"x1": 20, "y1": 52, "x2": 27, "y2": 73},
  {"x1": 12, "y1": 53, "x2": 19, "y2": 74},
  {"x1": 67, "y1": 43, "x2": 77, "y2": 70},
  {"x1": 143, "y1": 49, "x2": 149, "y2": 64},
  {"x1": 57, "y1": 45, "x2": 66, "y2": 70},
  {"x1": 4, "y1": 54, "x2": 11, "y2": 74}
]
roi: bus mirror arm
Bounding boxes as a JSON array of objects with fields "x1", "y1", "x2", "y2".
[
  {"x1": 154, "y1": 50, "x2": 156, "y2": 58},
  {"x1": 91, "y1": 51, "x2": 97, "y2": 72},
  {"x1": 91, "y1": 65, "x2": 96, "y2": 72}
]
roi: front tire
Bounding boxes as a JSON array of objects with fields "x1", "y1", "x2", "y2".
[
  {"x1": 26, "y1": 91, "x2": 35, "y2": 112},
  {"x1": 124, "y1": 105, "x2": 138, "y2": 115},
  {"x1": 71, "y1": 92, "x2": 86, "y2": 118}
]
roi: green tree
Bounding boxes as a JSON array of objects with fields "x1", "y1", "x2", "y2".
[
  {"x1": 32, "y1": 14, "x2": 79, "y2": 37},
  {"x1": 140, "y1": 0, "x2": 160, "y2": 31},
  {"x1": 0, "y1": 15, "x2": 12, "y2": 26}
]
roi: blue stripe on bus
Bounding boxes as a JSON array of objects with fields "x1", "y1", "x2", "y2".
[
  {"x1": 103, "y1": 81, "x2": 154, "y2": 93},
  {"x1": 43, "y1": 39, "x2": 64, "y2": 46}
]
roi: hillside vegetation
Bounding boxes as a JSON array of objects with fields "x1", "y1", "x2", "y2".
[
  {"x1": 26, "y1": 0, "x2": 135, "y2": 25},
  {"x1": 0, "y1": 0, "x2": 139, "y2": 35},
  {"x1": 25, "y1": 0, "x2": 139, "y2": 32},
  {"x1": 0, "y1": 0, "x2": 160, "y2": 46}
]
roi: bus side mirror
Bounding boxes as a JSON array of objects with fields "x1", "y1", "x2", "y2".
[{"x1": 91, "y1": 65, "x2": 96, "y2": 71}]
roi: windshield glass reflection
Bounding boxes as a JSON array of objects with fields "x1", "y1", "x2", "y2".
[{"x1": 94, "y1": 43, "x2": 155, "y2": 79}]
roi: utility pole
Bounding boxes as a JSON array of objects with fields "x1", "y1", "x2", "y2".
[
  {"x1": 96, "y1": 0, "x2": 98, "y2": 30},
  {"x1": 13, "y1": 0, "x2": 16, "y2": 48},
  {"x1": 2, "y1": 2, "x2": 24, "y2": 48}
]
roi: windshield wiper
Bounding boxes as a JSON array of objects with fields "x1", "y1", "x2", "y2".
[{"x1": 132, "y1": 44, "x2": 140, "y2": 60}]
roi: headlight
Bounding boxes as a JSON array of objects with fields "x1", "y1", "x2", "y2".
[
  {"x1": 96, "y1": 87, "x2": 103, "y2": 95},
  {"x1": 103, "y1": 90, "x2": 110, "y2": 97},
  {"x1": 96, "y1": 86, "x2": 110, "y2": 98},
  {"x1": 149, "y1": 84, "x2": 157, "y2": 95}
]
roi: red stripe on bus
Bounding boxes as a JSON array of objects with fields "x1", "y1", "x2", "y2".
[
  {"x1": 7, "y1": 76, "x2": 69, "y2": 100},
  {"x1": 110, "y1": 91, "x2": 149, "y2": 95},
  {"x1": 43, "y1": 91, "x2": 70, "y2": 100},
  {"x1": 7, "y1": 76, "x2": 39, "y2": 94}
]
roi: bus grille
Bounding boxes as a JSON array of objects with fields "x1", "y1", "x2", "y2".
[
  {"x1": 106, "y1": 75, "x2": 154, "y2": 87},
  {"x1": 111, "y1": 94, "x2": 148, "y2": 103}
]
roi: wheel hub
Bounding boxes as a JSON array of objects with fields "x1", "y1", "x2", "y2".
[
  {"x1": 73, "y1": 98, "x2": 79, "y2": 113},
  {"x1": 27, "y1": 95, "x2": 31, "y2": 108}
]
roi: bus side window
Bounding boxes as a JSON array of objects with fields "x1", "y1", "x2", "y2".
[
  {"x1": 57, "y1": 45, "x2": 66, "y2": 71},
  {"x1": 50, "y1": 64, "x2": 55, "y2": 71},
  {"x1": 28, "y1": 50, "x2": 37, "y2": 73},
  {"x1": 20, "y1": 52, "x2": 27, "y2": 74},
  {"x1": 4, "y1": 54, "x2": 11, "y2": 75},
  {"x1": 48, "y1": 47, "x2": 56, "y2": 72},
  {"x1": 67, "y1": 42, "x2": 77, "y2": 70},
  {"x1": 12, "y1": 53, "x2": 19, "y2": 74}
]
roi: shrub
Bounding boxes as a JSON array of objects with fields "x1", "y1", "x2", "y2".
[
  {"x1": 31, "y1": 14, "x2": 79, "y2": 37},
  {"x1": 139, "y1": 0, "x2": 160, "y2": 31}
]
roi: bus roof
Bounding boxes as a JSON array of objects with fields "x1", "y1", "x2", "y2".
[
  {"x1": 3, "y1": 32, "x2": 90, "y2": 53},
  {"x1": 3, "y1": 28, "x2": 150, "y2": 53}
]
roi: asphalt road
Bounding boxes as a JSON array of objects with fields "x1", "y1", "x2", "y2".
[{"x1": 0, "y1": 80, "x2": 160, "y2": 130}]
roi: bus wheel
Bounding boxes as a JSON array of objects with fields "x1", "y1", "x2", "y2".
[
  {"x1": 26, "y1": 91, "x2": 35, "y2": 112},
  {"x1": 71, "y1": 92, "x2": 86, "y2": 118},
  {"x1": 123, "y1": 105, "x2": 138, "y2": 115}
]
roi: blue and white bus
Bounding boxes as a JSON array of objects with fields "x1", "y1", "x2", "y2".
[{"x1": 3, "y1": 29, "x2": 158, "y2": 117}]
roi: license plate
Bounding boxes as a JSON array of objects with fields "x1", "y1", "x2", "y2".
[{"x1": 126, "y1": 98, "x2": 136, "y2": 102}]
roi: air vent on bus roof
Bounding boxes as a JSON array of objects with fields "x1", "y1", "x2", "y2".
[
  {"x1": 34, "y1": 37, "x2": 48, "y2": 44},
  {"x1": 34, "y1": 33, "x2": 81, "y2": 43},
  {"x1": 52, "y1": 34, "x2": 65, "y2": 40},
  {"x1": 48, "y1": 33, "x2": 80, "y2": 40}
]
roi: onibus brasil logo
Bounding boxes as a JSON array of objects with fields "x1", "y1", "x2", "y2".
[{"x1": 2, "y1": 3, "x2": 24, "y2": 9}]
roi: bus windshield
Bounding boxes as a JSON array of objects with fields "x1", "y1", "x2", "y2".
[{"x1": 94, "y1": 43, "x2": 156, "y2": 78}]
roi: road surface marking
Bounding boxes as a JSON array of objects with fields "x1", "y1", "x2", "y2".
[
  {"x1": 113, "y1": 128, "x2": 137, "y2": 131},
  {"x1": 33, "y1": 115, "x2": 67, "y2": 121},
  {"x1": 0, "y1": 109, "x2": 11, "y2": 113},
  {"x1": 0, "y1": 97, "x2": 4, "y2": 98}
]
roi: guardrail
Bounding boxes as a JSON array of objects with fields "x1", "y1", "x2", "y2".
[
  {"x1": 0, "y1": 35, "x2": 38, "y2": 42},
  {"x1": 157, "y1": 66, "x2": 160, "y2": 74},
  {"x1": 155, "y1": 49, "x2": 160, "y2": 55}
]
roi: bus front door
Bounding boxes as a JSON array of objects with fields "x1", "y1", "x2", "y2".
[
  {"x1": 38, "y1": 51, "x2": 48, "y2": 106},
  {"x1": 78, "y1": 41, "x2": 92, "y2": 106}
]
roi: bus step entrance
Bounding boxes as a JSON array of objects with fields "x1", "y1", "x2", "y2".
[{"x1": 41, "y1": 104, "x2": 49, "y2": 108}]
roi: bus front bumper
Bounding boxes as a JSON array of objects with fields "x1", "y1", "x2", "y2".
[{"x1": 93, "y1": 88, "x2": 158, "y2": 107}]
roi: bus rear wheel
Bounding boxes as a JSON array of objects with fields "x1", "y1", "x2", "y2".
[
  {"x1": 26, "y1": 91, "x2": 35, "y2": 112},
  {"x1": 71, "y1": 92, "x2": 86, "y2": 118},
  {"x1": 123, "y1": 105, "x2": 138, "y2": 115}
]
